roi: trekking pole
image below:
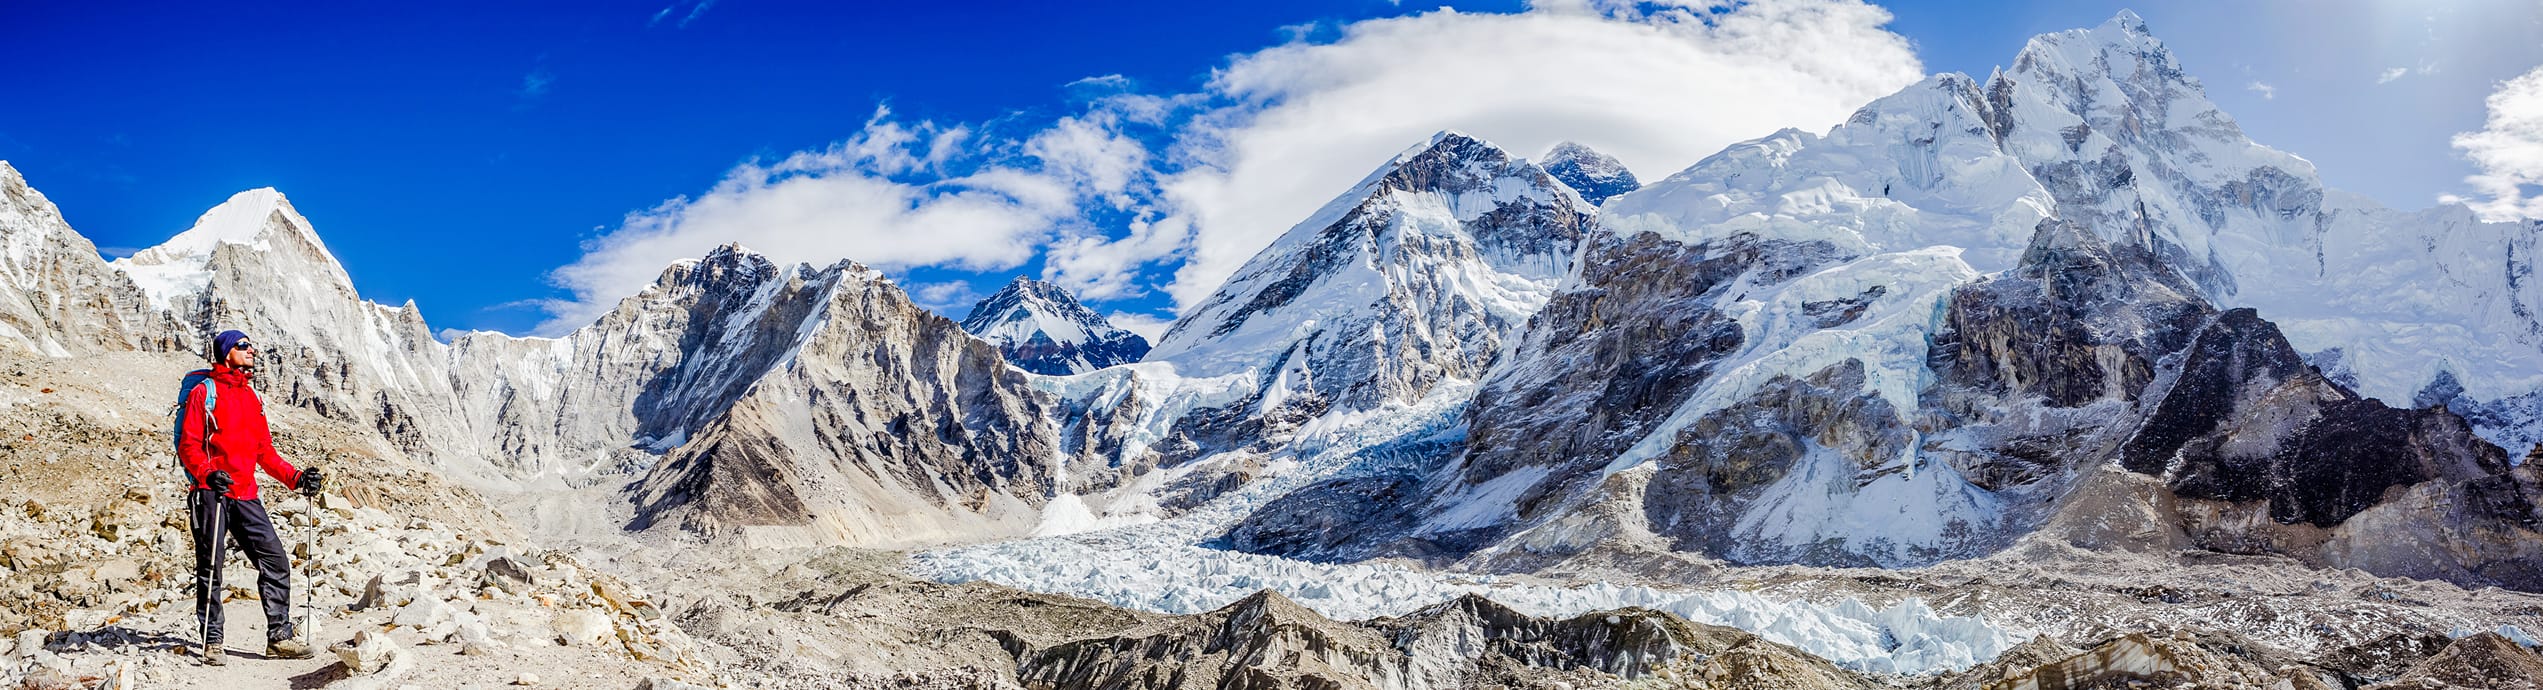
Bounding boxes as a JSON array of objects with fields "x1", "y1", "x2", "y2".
[
  {"x1": 300, "y1": 492, "x2": 320, "y2": 649},
  {"x1": 198, "y1": 491, "x2": 227, "y2": 662}
]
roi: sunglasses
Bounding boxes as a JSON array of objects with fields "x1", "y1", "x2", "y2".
[{"x1": 231, "y1": 343, "x2": 256, "y2": 352}]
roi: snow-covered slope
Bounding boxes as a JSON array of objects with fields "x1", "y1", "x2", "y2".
[
  {"x1": 958, "y1": 277, "x2": 1149, "y2": 375},
  {"x1": 0, "y1": 161, "x2": 165, "y2": 356},
  {"x1": 1540, "y1": 141, "x2": 1641, "y2": 206},
  {"x1": 1148, "y1": 130, "x2": 1589, "y2": 392},
  {"x1": 1229, "y1": 11, "x2": 2543, "y2": 589},
  {"x1": 112, "y1": 188, "x2": 349, "y2": 310},
  {"x1": 1038, "y1": 131, "x2": 1596, "y2": 529}
]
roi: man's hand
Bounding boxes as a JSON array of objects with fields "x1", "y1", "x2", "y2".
[
  {"x1": 298, "y1": 467, "x2": 326, "y2": 496},
  {"x1": 205, "y1": 470, "x2": 235, "y2": 495}
]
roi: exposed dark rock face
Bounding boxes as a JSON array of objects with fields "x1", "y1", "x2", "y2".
[
  {"x1": 1930, "y1": 220, "x2": 2207, "y2": 411},
  {"x1": 2121, "y1": 308, "x2": 2512, "y2": 527}
]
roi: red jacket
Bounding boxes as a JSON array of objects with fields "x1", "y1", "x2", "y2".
[{"x1": 179, "y1": 364, "x2": 303, "y2": 500}]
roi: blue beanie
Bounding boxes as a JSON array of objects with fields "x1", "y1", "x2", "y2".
[{"x1": 213, "y1": 330, "x2": 251, "y2": 363}]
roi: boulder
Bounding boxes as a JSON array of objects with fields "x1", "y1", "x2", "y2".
[
  {"x1": 89, "y1": 559, "x2": 141, "y2": 588},
  {"x1": 551, "y1": 608, "x2": 613, "y2": 648},
  {"x1": 333, "y1": 629, "x2": 402, "y2": 674},
  {"x1": 391, "y1": 597, "x2": 449, "y2": 630},
  {"x1": 59, "y1": 609, "x2": 108, "y2": 631},
  {"x1": 482, "y1": 556, "x2": 537, "y2": 593},
  {"x1": 355, "y1": 570, "x2": 426, "y2": 610},
  {"x1": 592, "y1": 578, "x2": 661, "y2": 620}
]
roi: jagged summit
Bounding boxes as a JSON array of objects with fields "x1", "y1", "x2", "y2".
[
  {"x1": 1541, "y1": 141, "x2": 1640, "y2": 206},
  {"x1": 1149, "y1": 130, "x2": 1589, "y2": 382},
  {"x1": 113, "y1": 186, "x2": 353, "y2": 308},
  {"x1": 126, "y1": 188, "x2": 330, "y2": 263},
  {"x1": 959, "y1": 276, "x2": 1149, "y2": 376}
]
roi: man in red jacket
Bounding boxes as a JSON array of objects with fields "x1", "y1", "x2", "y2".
[{"x1": 181, "y1": 329, "x2": 325, "y2": 664}]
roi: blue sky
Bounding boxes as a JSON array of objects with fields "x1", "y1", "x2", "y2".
[{"x1": 6, "y1": 1, "x2": 2540, "y2": 338}]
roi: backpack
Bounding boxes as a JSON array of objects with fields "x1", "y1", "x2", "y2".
[{"x1": 169, "y1": 369, "x2": 219, "y2": 485}]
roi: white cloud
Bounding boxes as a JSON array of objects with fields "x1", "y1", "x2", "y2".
[
  {"x1": 1105, "y1": 311, "x2": 1176, "y2": 342},
  {"x1": 2378, "y1": 67, "x2": 2410, "y2": 84},
  {"x1": 541, "y1": 0, "x2": 1925, "y2": 334},
  {"x1": 680, "y1": 0, "x2": 716, "y2": 28},
  {"x1": 518, "y1": 69, "x2": 554, "y2": 99},
  {"x1": 1143, "y1": 0, "x2": 1926, "y2": 310},
  {"x1": 535, "y1": 106, "x2": 1146, "y2": 334},
  {"x1": 2246, "y1": 81, "x2": 2276, "y2": 99},
  {"x1": 2450, "y1": 64, "x2": 2543, "y2": 220},
  {"x1": 905, "y1": 280, "x2": 981, "y2": 312},
  {"x1": 649, "y1": 1, "x2": 713, "y2": 29},
  {"x1": 1043, "y1": 209, "x2": 1189, "y2": 300}
]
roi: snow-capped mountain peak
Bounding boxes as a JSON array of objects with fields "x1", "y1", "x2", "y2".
[
  {"x1": 1540, "y1": 141, "x2": 1640, "y2": 206},
  {"x1": 1149, "y1": 130, "x2": 1590, "y2": 381},
  {"x1": 959, "y1": 276, "x2": 1150, "y2": 375},
  {"x1": 113, "y1": 187, "x2": 353, "y2": 308}
]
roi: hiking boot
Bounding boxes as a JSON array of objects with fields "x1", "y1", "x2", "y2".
[
  {"x1": 266, "y1": 637, "x2": 315, "y2": 659},
  {"x1": 201, "y1": 644, "x2": 226, "y2": 666}
]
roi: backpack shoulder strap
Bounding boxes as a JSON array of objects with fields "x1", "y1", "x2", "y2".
[
  {"x1": 177, "y1": 369, "x2": 218, "y2": 418},
  {"x1": 171, "y1": 370, "x2": 220, "y2": 466}
]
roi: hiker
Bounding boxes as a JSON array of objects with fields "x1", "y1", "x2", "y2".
[{"x1": 179, "y1": 329, "x2": 326, "y2": 665}]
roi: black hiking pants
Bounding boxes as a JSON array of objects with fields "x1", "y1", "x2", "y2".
[{"x1": 189, "y1": 490, "x2": 295, "y2": 645}]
